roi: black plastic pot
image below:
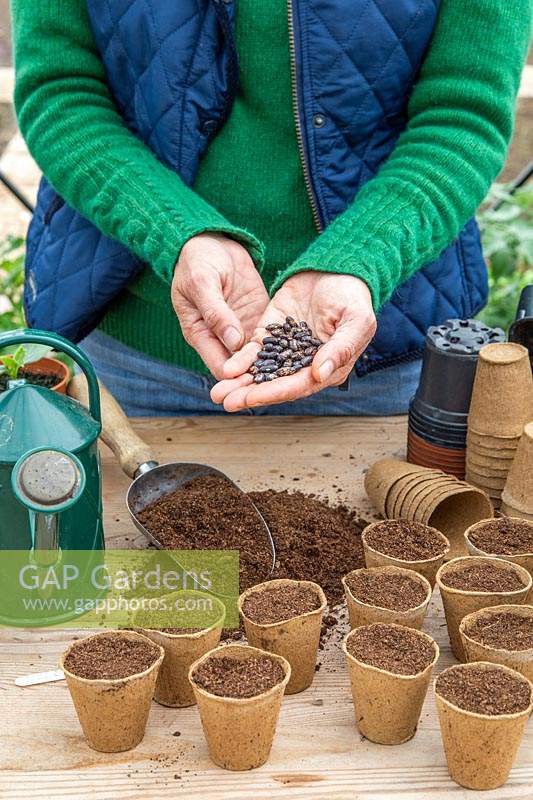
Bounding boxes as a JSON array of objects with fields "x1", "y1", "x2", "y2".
[
  {"x1": 412, "y1": 319, "x2": 505, "y2": 417},
  {"x1": 509, "y1": 286, "x2": 533, "y2": 367}
]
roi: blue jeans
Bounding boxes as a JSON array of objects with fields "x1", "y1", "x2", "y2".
[{"x1": 80, "y1": 330, "x2": 421, "y2": 416}]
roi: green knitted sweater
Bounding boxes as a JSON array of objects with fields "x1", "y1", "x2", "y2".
[{"x1": 11, "y1": 0, "x2": 531, "y2": 374}]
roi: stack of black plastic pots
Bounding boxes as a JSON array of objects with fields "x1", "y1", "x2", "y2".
[{"x1": 408, "y1": 319, "x2": 505, "y2": 478}]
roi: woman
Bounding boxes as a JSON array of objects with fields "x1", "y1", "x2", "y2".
[{"x1": 12, "y1": 0, "x2": 531, "y2": 415}]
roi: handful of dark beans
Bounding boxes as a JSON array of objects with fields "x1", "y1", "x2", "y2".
[{"x1": 250, "y1": 316, "x2": 323, "y2": 383}]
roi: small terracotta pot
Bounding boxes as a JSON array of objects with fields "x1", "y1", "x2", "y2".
[
  {"x1": 362, "y1": 520, "x2": 450, "y2": 588},
  {"x1": 459, "y1": 605, "x2": 533, "y2": 683},
  {"x1": 342, "y1": 565, "x2": 432, "y2": 631},
  {"x1": 238, "y1": 579, "x2": 326, "y2": 694},
  {"x1": 435, "y1": 662, "x2": 533, "y2": 790},
  {"x1": 343, "y1": 624, "x2": 439, "y2": 744},
  {"x1": 8, "y1": 356, "x2": 70, "y2": 394},
  {"x1": 436, "y1": 557, "x2": 532, "y2": 660},
  {"x1": 60, "y1": 630, "x2": 164, "y2": 753},
  {"x1": 189, "y1": 644, "x2": 290, "y2": 771}
]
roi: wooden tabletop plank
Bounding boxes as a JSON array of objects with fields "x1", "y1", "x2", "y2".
[{"x1": 1, "y1": 416, "x2": 531, "y2": 799}]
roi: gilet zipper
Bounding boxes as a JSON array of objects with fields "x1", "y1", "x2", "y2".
[{"x1": 287, "y1": 0, "x2": 323, "y2": 232}]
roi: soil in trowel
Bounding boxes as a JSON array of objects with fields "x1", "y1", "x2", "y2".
[
  {"x1": 136, "y1": 475, "x2": 272, "y2": 590},
  {"x1": 242, "y1": 584, "x2": 321, "y2": 624},
  {"x1": 436, "y1": 666, "x2": 531, "y2": 715},
  {"x1": 137, "y1": 478, "x2": 366, "y2": 602},
  {"x1": 192, "y1": 654, "x2": 285, "y2": 698},
  {"x1": 64, "y1": 633, "x2": 160, "y2": 680},
  {"x1": 347, "y1": 623, "x2": 435, "y2": 675}
]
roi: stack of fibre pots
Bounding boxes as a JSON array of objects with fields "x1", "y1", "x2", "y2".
[
  {"x1": 365, "y1": 458, "x2": 493, "y2": 559},
  {"x1": 408, "y1": 320, "x2": 504, "y2": 479},
  {"x1": 466, "y1": 342, "x2": 533, "y2": 510},
  {"x1": 501, "y1": 422, "x2": 533, "y2": 519}
]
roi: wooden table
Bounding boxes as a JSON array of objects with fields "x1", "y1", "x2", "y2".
[{"x1": 1, "y1": 416, "x2": 532, "y2": 799}]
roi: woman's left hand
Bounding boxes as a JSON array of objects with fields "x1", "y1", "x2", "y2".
[{"x1": 211, "y1": 271, "x2": 377, "y2": 411}]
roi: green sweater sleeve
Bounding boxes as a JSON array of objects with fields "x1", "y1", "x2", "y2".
[
  {"x1": 11, "y1": 0, "x2": 264, "y2": 284},
  {"x1": 272, "y1": 0, "x2": 532, "y2": 310}
]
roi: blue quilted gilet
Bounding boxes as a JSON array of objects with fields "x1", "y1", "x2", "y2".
[{"x1": 24, "y1": 0, "x2": 488, "y2": 376}]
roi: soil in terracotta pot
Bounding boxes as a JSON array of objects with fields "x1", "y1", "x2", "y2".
[
  {"x1": 345, "y1": 572, "x2": 427, "y2": 611},
  {"x1": 64, "y1": 634, "x2": 160, "y2": 680},
  {"x1": 138, "y1": 478, "x2": 366, "y2": 602},
  {"x1": 347, "y1": 624, "x2": 435, "y2": 675},
  {"x1": 435, "y1": 666, "x2": 531, "y2": 715},
  {"x1": 465, "y1": 611, "x2": 533, "y2": 650},
  {"x1": 0, "y1": 369, "x2": 60, "y2": 392},
  {"x1": 192, "y1": 654, "x2": 285, "y2": 698},
  {"x1": 242, "y1": 584, "x2": 321, "y2": 624},
  {"x1": 249, "y1": 490, "x2": 365, "y2": 605},
  {"x1": 365, "y1": 520, "x2": 446, "y2": 560},
  {"x1": 469, "y1": 518, "x2": 533, "y2": 556},
  {"x1": 441, "y1": 563, "x2": 527, "y2": 592}
]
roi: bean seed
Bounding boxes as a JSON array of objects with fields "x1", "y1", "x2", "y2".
[
  {"x1": 276, "y1": 367, "x2": 297, "y2": 377},
  {"x1": 301, "y1": 355, "x2": 313, "y2": 367},
  {"x1": 254, "y1": 373, "x2": 266, "y2": 383}
]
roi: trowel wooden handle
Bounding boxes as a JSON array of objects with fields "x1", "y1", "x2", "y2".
[{"x1": 68, "y1": 374, "x2": 156, "y2": 478}]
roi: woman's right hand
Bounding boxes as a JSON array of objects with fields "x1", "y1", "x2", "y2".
[{"x1": 171, "y1": 233, "x2": 269, "y2": 378}]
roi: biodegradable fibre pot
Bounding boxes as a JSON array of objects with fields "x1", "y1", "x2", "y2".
[
  {"x1": 189, "y1": 644, "x2": 290, "y2": 771},
  {"x1": 342, "y1": 565, "x2": 432, "y2": 631},
  {"x1": 386, "y1": 471, "x2": 444, "y2": 519},
  {"x1": 362, "y1": 520, "x2": 450, "y2": 589},
  {"x1": 466, "y1": 430, "x2": 521, "y2": 452},
  {"x1": 501, "y1": 502, "x2": 533, "y2": 522},
  {"x1": 502, "y1": 422, "x2": 533, "y2": 514},
  {"x1": 421, "y1": 485, "x2": 494, "y2": 560},
  {"x1": 435, "y1": 661, "x2": 533, "y2": 790},
  {"x1": 342, "y1": 623, "x2": 439, "y2": 745},
  {"x1": 465, "y1": 468, "x2": 507, "y2": 491},
  {"x1": 364, "y1": 459, "x2": 433, "y2": 516},
  {"x1": 465, "y1": 448, "x2": 515, "y2": 471},
  {"x1": 404, "y1": 477, "x2": 459, "y2": 520},
  {"x1": 136, "y1": 592, "x2": 226, "y2": 707},
  {"x1": 436, "y1": 557, "x2": 532, "y2": 661},
  {"x1": 464, "y1": 517, "x2": 533, "y2": 590},
  {"x1": 467, "y1": 342, "x2": 533, "y2": 438},
  {"x1": 59, "y1": 630, "x2": 164, "y2": 753},
  {"x1": 238, "y1": 579, "x2": 326, "y2": 695},
  {"x1": 459, "y1": 605, "x2": 533, "y2": 683}
]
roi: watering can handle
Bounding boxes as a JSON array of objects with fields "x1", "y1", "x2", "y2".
[
  {"x1": 0, "y1": 328, "x2": 101, "y2": 422},
  {"x1": 69, "y1": 374, "x2": 156, "y2": 478}
]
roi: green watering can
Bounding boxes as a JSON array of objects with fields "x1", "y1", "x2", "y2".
[{"x1": 0, "y1": 329, "x2": 104, "y2": 554}]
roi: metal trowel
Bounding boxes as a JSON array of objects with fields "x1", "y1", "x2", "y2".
[{"x1": 68, "y1": 375, "x2": 276, "y2": 573}]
